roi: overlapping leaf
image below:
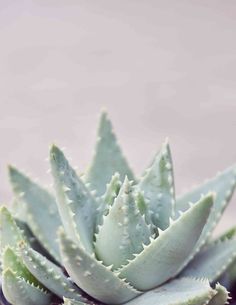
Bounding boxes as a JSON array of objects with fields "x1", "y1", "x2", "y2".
[
  {"x1": 125, "y1": 277, "x2": 218, "y2": 305},
  {"x1": 138, "y1": 140, "x2": 175, "y2": 230},
  {"x1": 180, "y1": 239, "x2": 236, "y2": 282},
  {"x1": 1, "y1": 112, "x2": 236, "y2": 305},
  {"x1": 8, "y1": 166, "x2": 62, "y2": 263},
  {"x1": 175, "y1": 165, "x2": 236, "y2": 255},
  {"x1": 96, "y1": 173, "x2": 121, "y2": 228},
  {"x1": 19, "y1": 241, "x2": 87, "y2": 302},
  {"x1": 117, "y1": 194, "x2": 213, "y2": 290},
  {"x1": 0, "y1": 207, "x2": 26, "y2": 252},
  {"x1": 2, "y1": 269, "x2": 51, "y2": 305},
  {"x1": 50, "y1": 145, "x2": 98, "y2": 254},
  {"x1": 95, "y1": 177, "x2": 151, "y2": 269},
  {"x1": 2, "y1": 247, "x2": 41, "y2": 289},
  {"x1": 59, "y1": 229, "x2": 141, "y2": 304}
]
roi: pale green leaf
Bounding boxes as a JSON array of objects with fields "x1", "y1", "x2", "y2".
[
  {"x1": 117, "y1": 194, "x2": 213, "y2": 291},
  {"x1": 9, "y1": 166, "x2": 62, "y2": 263},
  {"x1": 95, "y1": 177, "x2": 151, "y2": 269},
  {"x1": 2, "y1": 268, "x2": 51, "y2": 305},
  {"x1": 175, "y1": 165, "x2": 236, "y2": 255},
  {"x1": 85, "y1": 112, "x2": 135, "y2": 197},
  {"x1": 50, "y1": 145, "x2": 98, "y2": 254},
  {"x1": 18, "y1": 241, "x2": 87, "y2": 302},
  {"x1": 96, "y1": 172, "x2": 121, "y2": 228},
  {"x1": 180, "y1": 239, "x2": 236, "y2": 282},
  {"x1": 2, "y1": 247, "x2": 42, "y2": 289},
  {"x1": 58, "y1": 229, "x2": 141, "y2": 304},
  {"x1": 0, "y1": 207, "x2": 26, "y2": 253},
  {"x1": 125, "y1": 277, "x2": 216, "y2": 305},
  {"x1": 14, "y1": 219, "x2": 54, "y2": 261},
  {"x1": 138, "y1": 140, "x2": 175, "y2": 230}
]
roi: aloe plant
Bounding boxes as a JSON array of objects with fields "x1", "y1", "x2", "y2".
[{"x1": 1, "y1": 112, "x2": 236, "y2": 305}]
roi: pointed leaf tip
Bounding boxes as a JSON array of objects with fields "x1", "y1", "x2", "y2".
[
  {"x1": 2, "y1": 268, "x2": 51, "y2": 305},
  {"x1": 96, "y1": 172, "x2": 122, "y2": 228},
  {"x1": 8, "y1": 165, "x2": 62, "y2": 263},
  {"x1": 8, "y1": 164, "x2": 16, "y2": 176},
  {"x1": 19, "y1": 242, "x2": 86, "y2": 302},
  {"x1": 50, "y1": 144, "x2": 63, "y2": 162},
  {"x1": 50, "y1": 144, "x2": 97, "y2": 254},
  {"x1": 138, "y1": 140, "x2": 175, "y2": 230},
  {"x1": 85, "y1": 112, "x2": 135, "y2": 197},
  {"x1": 95, "y1": 178, "x2": 151, "y2": 269},
  {"x1": 2, "y1": 245, "x2": 42, "y2": 290},
  {"x1": 99, "y1": 110, "x2": 109, "y2": 127},
  {"x1": 0, "y1": 206, "x2": 26, "y2": 252}
]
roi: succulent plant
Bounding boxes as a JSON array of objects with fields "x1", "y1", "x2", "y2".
[{"x1": 1, "y1": 112, "x2": 236, "y2": 305}]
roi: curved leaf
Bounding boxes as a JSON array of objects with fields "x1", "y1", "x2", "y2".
[
  {"x1": 14, "y1": 219, "x2": 55, "y2": 261},
  {"x1": 59, "y1": 229, "x2": 141, "y2": 304},
  {"x1": 2, "y1": 269, "x2": 51, "y2": 305},
  {"x1": 50, "y1": 145, "x2": 98, "y2": 254},
  {"x1": 96, "y1": 173, "x2": 121, "y2": 228},
  {"x1": 125, "y1": 277, "x2": 216, "y2": 305},
  {"x1": 2, "y1": 247, "x2": 42, "y2": 289},
  {"x1": 117, "y1": 194, "x2": 213, "y2": 291},
  {"x1": 0, "y1": 208, "x2": 49, "y2": 301},
  {"x1": 95, "y1": 177, "x2": 151, "y2": 269},
  {"x1": 175, "y1": 165, "x2": 236, "y2": 213},
  {"x1": 180, "y1": 239, "x2": 236, "y2": 282},
  {"x1": 9, "y1": 166, "x2": 62, "y2": 263},
  {"x1": 19, "y1": 242, "x2": 87, "y2": 302},
  {"x1": 138, "y1": 140, "x2": 175, "y2": 230},
  {"x1": 0, "y1": 207, "x2": 26, "y2": 252},
  {"x1": 175, "y1": 165, "x2": 236, "y2": 256}
]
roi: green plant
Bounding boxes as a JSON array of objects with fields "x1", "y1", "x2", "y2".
[{"x1": 1, "y1": 112, "x2": 236, "y2": 305}]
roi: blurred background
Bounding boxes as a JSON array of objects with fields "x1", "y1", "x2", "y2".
[{"x1": 0, "y1": 0, "x2": 236, "y2": 233}]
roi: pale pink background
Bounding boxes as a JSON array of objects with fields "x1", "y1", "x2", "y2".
[{"x1": 0, "y1": 1, "x2": 236, "y2": 234}]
